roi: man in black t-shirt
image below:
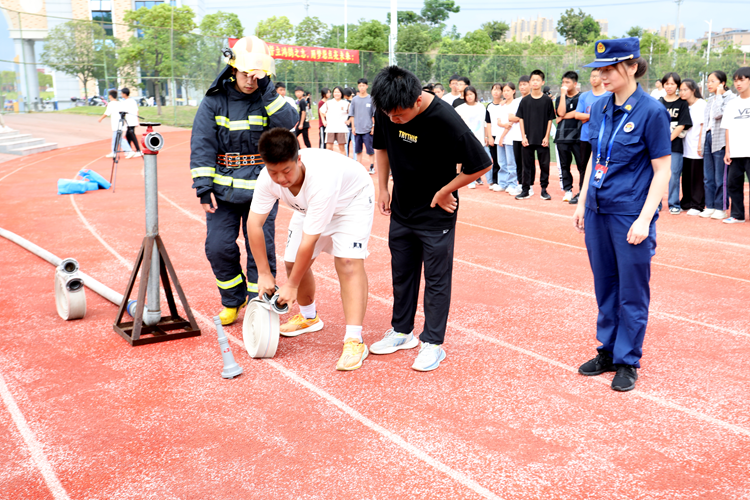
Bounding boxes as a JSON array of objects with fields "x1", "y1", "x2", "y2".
[
  {"x1": 294, "y1": 86, "x2": 311, "y2": 148},
  {"x1": 516, "y1": 69, "x2": 556, "y2": 200},
  {"x1": 370, "y1": 66, "x2": 491, "y2": 372},
  {"x1": 554, "y1": 71, "x2": 583, "y2": 202}
]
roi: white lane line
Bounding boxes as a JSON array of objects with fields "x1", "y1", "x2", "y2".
[
  {"x1": 70, "y1": 195, "x2": 132, "y2": 268},
  {"x1": 0, "y1": 372, "x2": 71, "y2": 500},
  {"x1": 457, "y1": 220, "x2": 750, "y2": 284},
  {"x1": 462, "y1": 196, "x2": 750, "y2": 251},
  {"x1": 0, "y1": 153, "x2": 66, "y2": 184},
  {"x1": 188, "y1": 309, "x2": 504, "y2": 500}
]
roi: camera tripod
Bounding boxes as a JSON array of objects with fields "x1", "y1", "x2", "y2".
[{"x1": 109, "y1": 111, "x2": 143, "y2": 193}]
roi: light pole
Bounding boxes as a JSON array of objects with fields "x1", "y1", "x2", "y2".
[
  {"x1": 389, "y1": 0, "x2": 398, "y2": 66},
  {"x1": 705, "y1": 20, "x2": 712, "y2": 65}
]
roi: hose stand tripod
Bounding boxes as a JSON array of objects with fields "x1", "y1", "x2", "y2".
[{"x1": 113, "y1": 123, "x2": 201, "y2": 346}]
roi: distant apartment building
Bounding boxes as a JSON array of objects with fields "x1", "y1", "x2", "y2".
[
  {"x1": 596, "y1": 19, "x2": 608, "y2": 37},
  {"x1": 697, "y1": 28, "x2": 750, "y2": 53},
  {"x1": 506, "y1": 16, "x2": 558, "y2": 43},
  {"x1": 658, "y1": 23, "x2": 688, "y2": 46}
]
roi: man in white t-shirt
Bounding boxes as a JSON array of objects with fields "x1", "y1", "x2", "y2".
[
  {"x1": 441, "y1": 75, "x2": 461, "y2": 106},
  {"x1": 721, "y1": 67, "x2": 750, "y2": 223},
  {"x1": 120, "y1": 88, "x2": 143, "y2": 159},
  {"x1": 650, "y1": 80, "x2": 666, "y2": 100},
  {"x1": 249, "y1": 128, "x2": 375, "y2": 371},
  {"x1": 97, "y1": 89, "x2": 132, "y2": 158}
]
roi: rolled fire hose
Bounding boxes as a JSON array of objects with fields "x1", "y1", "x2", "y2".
[
  {"x1": 0, "y1": 227, "x2": 136, "y2": 319},
  {"x1": 243, "y1": 298, "x2": 281, "y2": 359},
  {"x1": 55, "y1": 258, "x2": 87, "y2": 320}
]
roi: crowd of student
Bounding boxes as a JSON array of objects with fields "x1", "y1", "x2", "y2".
[{"x1": 282, "y1": 66, "x2": 750, "y2": 225}]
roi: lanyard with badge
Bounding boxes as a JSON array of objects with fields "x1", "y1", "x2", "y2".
[{"x1": 592, "y1": 94, "x2": 639, "y2": 188}]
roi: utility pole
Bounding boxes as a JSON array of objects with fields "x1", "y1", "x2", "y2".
[
  {"x1": 705, "y1": 19, "x2": 712, "y2": 66},
  {"x1": 673, "y1": 0, "x2": 683, "y2": 51},
  {"x1": 389, "y1": 0, "x2": 397, "y2": 66},
  {"x1": 304, "y1": 0, "x2": 309, "y2": 17}
]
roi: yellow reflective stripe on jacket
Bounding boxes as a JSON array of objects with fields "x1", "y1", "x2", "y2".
[
  {"x1": 229, "y1": 120, "x2": 250, "y2": 131},
  {"x1": 215, "y1": 116, "x2": 230, "y2": 128},
  {"x1": 216, "y1": 274, "x2": 243, "y2": 289},
  {"x1": 248, "y1": 115, "x2": 268, "y2": 126},
  {"x1": 232, "y1": 179, "x2": 257, "y2": 190},
  {"x1": 213, "y1": 174, "x2": 233, "y2": 186},
  {"x1": 247, "y1": 282, "x2": 258, "y2": 293},
  {"x1": 265, "y1": 95, "x2": 286, "y2": 116},
  {"x1": 191, "y1": 167, "x2": 215, "y2": 178}
]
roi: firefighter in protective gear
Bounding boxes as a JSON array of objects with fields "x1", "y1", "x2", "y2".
[{"x1": 190, "y1": 36, "x2": 298, "y2": 325}]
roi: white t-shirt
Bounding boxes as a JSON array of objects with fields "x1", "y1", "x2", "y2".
[
  {"x1": 683, "y1": 99, "x2": 706, "y2": 159},
  {"x1": 104, "y1": 100, "x2": 127, "y2": 132},
  {"x1": 506, "y1": 97, "x2": 522, "y2": 143},
  {"x1": 122, "y1": 97, "x2": 139, "y2": 127},
  {"x1": 455, "y1": 103, "x2": 488, "y2": 147},
  {"x1": 442, "y1": 93, "x2": 460, "y2": 106},
  {"x1": 721, "y1": 95, "x2": 750, "y2": 158},
  {"x1": 485, "y1": 102, "x2": 504, "y2": 138},
  {"x1": 320, "y1": 99, "x2": 350, "y2": 133},
  {"x1": 251, "y1": 149, "x2": 374, "y2": 235},
  {"x1": 651, "y1": 88, "x2": 666, "y2": 100}
]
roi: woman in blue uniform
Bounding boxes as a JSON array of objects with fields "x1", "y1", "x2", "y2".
[{"x1": 572, "y1": 37, "x2": 672, "y2": 392}]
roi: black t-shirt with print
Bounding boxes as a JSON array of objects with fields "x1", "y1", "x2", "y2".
[
  {"x1": 554, "y1": 92, "x2": 582, "y2": 143},
  {"x1": 373, "y1": 96, "x2": 491, "y2": 230},
  {"x1": 516, "y1": 94, "x2": 556, "y2": 146},
  {"x1": 659, "y1": 97, "x2": 692, "y2": 153},
  {"x1": 297, "y1": 99, "x2": 310, "y2": 129}
]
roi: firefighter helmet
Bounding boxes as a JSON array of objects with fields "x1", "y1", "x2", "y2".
[{"x1": 223, "y1": 36, "x2": 276, "y2": 76}]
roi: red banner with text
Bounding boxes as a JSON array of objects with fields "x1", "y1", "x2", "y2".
[{"x1": 228, "y1": 38, "x2": 359, "y2": 64}]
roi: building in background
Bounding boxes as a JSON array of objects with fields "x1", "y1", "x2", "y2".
[
  {"x1": 697, "y1": 28, "x2": 750, "y2": 53},
  {"x1": 658, "y1": 23, "x2": 689, "y2": 46},
  {"x1": 595, "y1": 19, "x2": 608, "y2": 38},
  {"x1": 506, "y1": 16, "x2": 558, "y2": 43}
]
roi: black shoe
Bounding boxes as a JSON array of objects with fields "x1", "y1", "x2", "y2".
[
  {"x1": 540, "y1": 189, "x2": 551, "y2": 200},
  {"x1": 515, "y1": 190, "x2": 531, "y2": 200},
  {"x1": 369, "y1": 165, "x2": 375, "y2": 175},
  {"x1": 569, "y1": 194, "x2": 579, "y2": 204},
  {"x1": 578, "y1": 351, "x2": 615, "y2": 376},
  {"x1": 611, "y1": 365, "x2": 638, "y2": 392}
]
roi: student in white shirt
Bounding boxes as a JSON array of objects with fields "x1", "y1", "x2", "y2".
[
  {"x1": 679, "y1": 79, "x2": 707, "y2": 215},
  {"x1": 721, "y1": 67, "x2": 750, "y2": 224},
  {"x1": 97, "y1": 89, "x2": 132, "y2": 158},
  {"x1": 441, "y1": 75, "x2": 461, "y2": 106},
  {"x1": 455, "y1": 86, "x2": 491, "y2": 189},
  {"x1": 120, "y1": 87, "x2": 143, "y2": 158},
  {"x1": 650, "y1": 79, "x2": 666, "y2": 99},
  {"x1": 485, "y1": 83, "x2": 504, "y2": 188},
  {"x1": 250, "y1": 128, "x2": 375, "y2": 371},
  {"x1": 319, "y1": 86, "x2": 350, "y2": 155},
  {"x1": 496, "y1": 82, "x2": 520, "y2": 194}
]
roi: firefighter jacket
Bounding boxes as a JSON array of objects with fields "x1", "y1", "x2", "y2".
[{"x1": 190, "y1": 66, "x2": 299, "y2": 205}]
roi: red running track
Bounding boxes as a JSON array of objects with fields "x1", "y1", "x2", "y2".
[{"x1": 1, "y1": 133, "x2": 749, "y2": 499}]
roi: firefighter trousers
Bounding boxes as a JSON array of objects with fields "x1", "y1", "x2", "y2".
[{"x1": 205, "y1": 197, "x2": 278, "y2": 307}]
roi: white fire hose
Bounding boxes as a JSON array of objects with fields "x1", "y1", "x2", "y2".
[{"x1": 0, "y1": 227, "x2": 136, "y2": 320}]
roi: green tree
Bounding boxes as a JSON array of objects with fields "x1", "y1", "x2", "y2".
[
  {"x1": 39, "y1": 20, "x2": 112, "y2": 98},
  {"x1": 120, "y1": 4, "x2": 196, "y2": 115},
  {"x1": 421, "y1": 0, "x2": 460, "y2": 26},
  {"x1": 481, "y1": 21, "x2": 509, "y2": 42},
  {"x1": 254, "y1": 15, "x2": 293, "y2": 43},
  {"x1": 557, "y1": 8, "x2": 600, "y2": 45},
  {"x1": 396, "y1": 24, "x2": 434, "y2": 82},
  {"x1": 38, "y1": 72, "x2": 53, "y2": 91},
  {"x1": 386, "y1": 11, "x2": 424, "y2": 26},
  {"x1": 348, "y1": 19, "x2": 388, "y2": 79},
  {"x1": 189, "y1": 12, "x2": 244, "y2": 95},
  {"x1": 0, "y1": 70, "x2": 16, "y2": 92},
  {"x1": 626, "y1": 26, "x2": 644, "y2": 39},
  {"x1": 203, "y1": 11, "x2": 243, "y2": 39},
  {"x1": 295, "y1": 17, "x2": 330, "y2": 95}
]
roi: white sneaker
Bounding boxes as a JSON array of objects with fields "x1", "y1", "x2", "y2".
[
  {"x1": 468, "y1": 183, "x2": 477, "y2": 189},
  {"x1": 529, "y1": 187, "x2": 534, "y2": 197},
  {"x1": 686, "y1": 208, "x2": 701, "y2": 216},
  {"x1": 562, "y1": 190, "x2": 573, "y2": 202},
  {"x1": 508, "y1": 186, "x2": 523, "y2": 196},
  {"x1": 699, "y1": 209, "x2": 715, "y2": 218},
  {"x1": 492, "y1": 184, "x2": 505, "y2": 192},
  {"x1": 105, "y1": 152, "x2": 115, "y2": 158},
  {"x1": 131, "y1": 151, "x2": 143, "y2": 157},
  {"x1": 722, "y1": 217, "x2": 745, "y2": 224},
  {"x1": 125, "y1": 152, "x2": 134, "y2": 159},
  {"x1": 710, "y1": 210, "x2": 727, "y2": 220},
  {"x1": 411, "y1": 342, "x2": 446, "y2": 372},
  {"x1": 370, "y1": 329, "x2": 418, "y2": 355}
]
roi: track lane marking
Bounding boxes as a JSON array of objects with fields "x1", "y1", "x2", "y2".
[
  {"x1": 0, "y1": 372, "x2": 71, "y2": 500},
  {"x1": 0, "y1": 153, "x2": 66, "y2": 184}
]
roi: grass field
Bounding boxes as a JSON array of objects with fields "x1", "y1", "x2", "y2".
[{"x1": 54, "y1": 105, "x2": 199, "y2": 128}]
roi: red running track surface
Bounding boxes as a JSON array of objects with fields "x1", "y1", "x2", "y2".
[{"x1": 1, "y1": 133, "x2": 749, "y2": 499}]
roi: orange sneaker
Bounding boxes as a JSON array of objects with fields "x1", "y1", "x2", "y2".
[
  {"x1": 336, "y1": 339, "x2": 368, "y2": 371},
  {"x1": 279, "y1": 313, "x2": 324, "y2": 337}
]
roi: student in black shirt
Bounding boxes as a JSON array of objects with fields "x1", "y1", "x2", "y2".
[
  {"x1": 555, "y1": 71, "x2": 584, "y2": 202},
  {"x1": 370, "y1": 66, "x2": 491, "y2": 372},
  {"x1": 294, "y1": 86, "x2": 311, "y2": 148},
  {"x1": 659, "y1": 72, "x2": 693, "y2": 214},
  {"x1": 516, "y1": 69, "x2": 556, "y2": 200}
]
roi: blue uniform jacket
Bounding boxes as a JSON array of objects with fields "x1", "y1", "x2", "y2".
[
  {"x1": 190, "y1": 66, "x2": 299, "y2": 205},
  {"x1": 586, "y1": 84, "x2": 672, "y2": 215}
]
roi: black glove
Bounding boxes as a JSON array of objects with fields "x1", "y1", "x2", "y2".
[
  {"x1": 257, "y1": 76, "x2": 271, "y2": 93},
  {"x1": 199, "y1": 190, "x2": 214, "y2": 205}
]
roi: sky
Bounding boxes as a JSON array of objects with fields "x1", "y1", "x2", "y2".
[{"x1": 1, "y1": 0, "x2": 748, "y2": 73}]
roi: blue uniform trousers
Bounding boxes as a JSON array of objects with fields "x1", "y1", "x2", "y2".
[
  {"x1": 205, "y1": 198, "x2": 278, "y2": 307},
  {"x1": 584, "y1": 210, "x2": 657, "y2": 367}
]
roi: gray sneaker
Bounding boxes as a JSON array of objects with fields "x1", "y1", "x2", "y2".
[
  {"x1": 369, "y1": 328, "x2": 418, "y2": 354},
  {"x1": 411, "y1": 342, "x2": 446, "y2": 372}
]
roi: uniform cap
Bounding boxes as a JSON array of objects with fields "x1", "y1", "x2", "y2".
[
  {"x1": 224, "y1": 36, "x2": 276, "y2": 75},
  {"x1": 584, "y1": 37, "x2": 640, "y2": 68}
]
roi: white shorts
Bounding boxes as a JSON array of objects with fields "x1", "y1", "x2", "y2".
[{"x1": 284, "y1": 184, "x2": 375, "y2": 262}]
